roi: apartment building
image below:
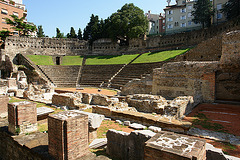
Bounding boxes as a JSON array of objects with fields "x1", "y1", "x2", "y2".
[
  {"x1": 164, "y1": 0, "x2": 228, "y2": 34},
  {"x1": 164, "y1": 0, "x2": 202, "y2": 35},
  {"x1": 0, "y1": 0, "x2": 27, "y2": 35},
  {"x1": 145, "y1": 11, "x2": 165, "y2": 35}
]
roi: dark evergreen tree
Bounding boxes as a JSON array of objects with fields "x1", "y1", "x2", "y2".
[
  {"x1": 77, "y1": 28, "x2": 83, "y2": 40},
  {"x1": 221, "y1": 0, "x2": 240, "y2": 20},
  {"x1": 83, "y1": 14, "x2": 100, "y2": 45},
  {"x1": 192, "y1": 0, "x2": 214, "y2": 28},
  {"x1": 37, "y1": 25, "x2": 45, "y2": 37},
  {"x1": 68, "y1": 27, "x2": 77, "y2": 38},
  {"x1": 56, "y1": 28, "x2": 64, "y2": 38}
]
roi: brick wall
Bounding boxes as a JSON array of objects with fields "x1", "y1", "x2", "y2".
[
  {"x1": 48, "y1": 111, "x2": 89, "y2": 160},
  {"x1": 0, "y1": 95, "x2": 8, "y2": 113},
  {"x1": 8, "y1": 101, "x2": 37, "y2": 134}
]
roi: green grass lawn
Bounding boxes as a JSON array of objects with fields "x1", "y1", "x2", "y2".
[
  {"x1": 61, "y1": 56, "x2": 83, "y2": 65},
  {"x1": 132, "y1": 48, "x2": 190, "y2": 64},
  {"x1": 26, "y1": 55, "x2": 54, "y2": 65},
  {"x1": 85, "y1": 54, "x2": 139, "y2": 65}
]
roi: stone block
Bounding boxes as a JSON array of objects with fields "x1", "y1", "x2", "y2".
[
  {"x1": 48, "y1": 111, "x2": 89, "y2": 160},
  {"x1": 124, "y1": 121, "x2": 131, "y2": 126},
  {"x1": 82, "y1": 93, "x2": 92, "y2": 104},
  {"x1": 73, "y1": 110, "x2": 105, "y2": 129},
  {"x1": 8, "y1": 101, "x2": 37, "y2": 135},
  {"x1": 7, "y1": 78, "x2": 17, "y2": 89},
  {"x1": 90, "y1": 94, "x2": 112, "y2": 106},
  {"x1": 0, "y1": 95, "x2": 9, "y2": 116},
  {"x1": 129, "y1": 123, "x2": 147, "y2": 130},
  {"x1": 149, "y1": 126, "x2": 162, "y2": 133},
  {"x1": 89, "y1": 138, "x2": 107, "y2": 149},
  {"x1": 145, "y1": 131, "x2": 206, "y2": 160}
]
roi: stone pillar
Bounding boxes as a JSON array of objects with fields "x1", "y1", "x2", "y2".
[
  {"x1": 48, "y1": 111, "x2": 89, "y2": 160},
  {"x1": 145, "y1": 131, "x2": 206, "y2": 160},
  {"x1": 8, "y1": 101, "x2": 37, "y2": 135},
  {"x1": 0, "y1": 95, "x2": 9, "y2": 117}
]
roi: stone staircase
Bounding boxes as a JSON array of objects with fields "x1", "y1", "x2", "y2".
[
  {"x1": 79, "y1": 64, "x2": 124, "y2": 87},
  {"x1": 109, "y1": 62, "x2": 164, "y2": 89},
  {"x1": 38, "y1": 65, "x2": 81, "y2": 88}
]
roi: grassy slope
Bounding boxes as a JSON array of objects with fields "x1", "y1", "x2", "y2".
[
  {"x1": 26, "y1": 48, "x2": 190, "y2": 66},
  {"x1": 132, "y1": 48, "x2": 190, "y2": 64},
  {"x1": 26, "y1": 55, "x2": 54, "y2": 65},
  {"x1": 61, "y1": 56, "x2": 83, "y2": 65},
  {"x1": 85, "y1": 54, "x2": 139, "y2": 65}
]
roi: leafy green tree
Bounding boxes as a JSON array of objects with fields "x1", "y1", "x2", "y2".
[
  {"x1": 77, "y1": 28, "x2": 83, "y2": 40},
  {"x1": 83, "y1": 14, "x2": 100, "y2": 45},
  {"x1": 5, "y1": 15, "x2": 36, "y2": 36},
  {"x1": 192, "y1": 0, "x2": 214, "y2": 28},
  {"x1": 108, "y1": 3, "x2": 148, "y2": 45},
  {"x1": 56, "y1": 28, "x2": 64, "y2": 38},
  {"x1": 221, "y1": 0, "x2": 240, "y2": 20},
  {"x1": 37, "y1": 25, "x2": 45, "y2": 37}
]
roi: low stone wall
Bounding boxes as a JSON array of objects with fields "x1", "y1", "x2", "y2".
[
  {"x1": 106, "y1": 129, "x2": 156, "y2": 160},
  {"x1": 92, "y1": 106, "x2": 192, "y2": 133}
]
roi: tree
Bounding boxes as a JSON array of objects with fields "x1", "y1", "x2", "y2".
[
  {"x1": 37, "y1": 25, "x2": 45, "y2": 37},
  {"x1": 77, "y1": 28, "x2": 83, "y2": 40},
  {"x1": 221, "y1": 0, "x2": 240, "y2": 20},
  {"x1": 6, "y1": 15, "x2": 36, "y2": 36},
  {"x1": 108, "y1": 3, "x2": 148, "y2": 45},
  {"x1": 192, "y1": 0, "x2": 214, "y2": 28},
  {"x1": 67, "y1": 27, "x2": 77, "y2": 38},
  {"x1": 56, "y1": 28, "x2": 64, "y2": 38},
  {"x1": 83, "y1": 14, "x2": 100, "y2": 45},
  {"x1": 0, "y1": 30, "x2": 10, "y2": 48}
]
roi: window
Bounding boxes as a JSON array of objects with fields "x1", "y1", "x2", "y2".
[
  {"x1": 163, "y1": 26, "x2": 165, "y2": 29},
  {"x1": 188, "y1": 5, "x2": 192, "y2": 10},
  {"x1": 188, "y1": 12, "x2": 192, "y2": 17},
  {"x1": 181, "y1": 15, "x2": 186, "y2": 20},
  {"x1": 163, "y1": 20, "x2": 165, "y2": 23},
  {"x1": 13, "y1": 12, "x2": 19, "y2": 17},
  {"x1": 188, "y1": 21, "x2": 192, "y2": 25},
  {"x1": 181, "y1": 23, "x2": 186, "y2": 27},
  {"x1": 168, "y1": 24, "x2": 173, "y2": 29},
  {"x1": 175, "y1": 22, "x2": 179, "y2": 26},
  {"x1": 1, "y1": 9, "x2": 8, "y2": 15},
  {"x1": 168, "y1": 17, "x2": 173, "y2": 21},
  {"x1": 217, "y1": 4, "x2": 222, "y2": 10},
  {"x1": 168, "y1": 10, "x2": 173, "y2": 14},
  {"x1": 180, "y1": 8, "x2": 186, "y2": 13},
  {"x1": 182, "y1": 1, "x2": 186, "y2": 4},
  {"x1": 217, "y1": 13, "x2": 223, "y2": 19}
]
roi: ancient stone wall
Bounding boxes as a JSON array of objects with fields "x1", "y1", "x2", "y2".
[
  {"x1": 216, "y1": 30, "x2": 240, "y2": 101},
  {"x1": 152, "y1": 61, "x2": 218, "y2": 103}
]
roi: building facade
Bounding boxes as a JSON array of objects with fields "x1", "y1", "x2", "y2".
[
  {"x1": 0, "y1": 0, "x2": 27, "y2": 35},
  {"x1": 145, "y1": 11, "x2": 165, "y2": 35},
  {"x1": 164, "y1": 0, "x2": 228, "y2": 34},
  {"x1": 164, "y1": 0, "x2": 202, "y2": 35}
]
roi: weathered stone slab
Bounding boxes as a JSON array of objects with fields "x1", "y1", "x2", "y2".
[
  {"x1": 37, "y1": 107, "x2": 54, "y2": 116},
  {"x1": 73, "y1": 110, "x2": 105, "y2": 129},
  {"x1": 89, "y1": 138, "x2": 107, "y2": 149},
  {"x1": 149, "y1": 126, "x2": 162, "y2": 133},
  {"x1": 129, "y1": 123, "x2": 147, "y2": 130},
  {"x1": 145, "y1": 131, "x2": 206, "y2": 160}
]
